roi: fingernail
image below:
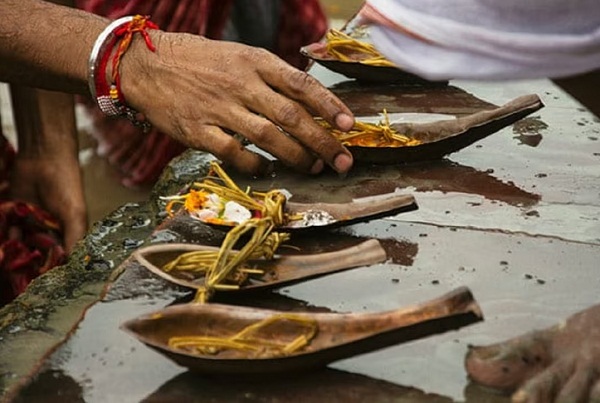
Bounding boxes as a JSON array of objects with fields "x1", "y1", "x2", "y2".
[
  {"x1": 310, "y1": 159, "x2": 324, "y2": 174},
  {"x1": 333, "y1": 153, "x2": 353, "y2": 173},
  {"x1": 335, "y1": 113, "x2": 354, "y2": 131},
  {"x1": 511, "y1": 390, "x2": 528, "y2": 403},
  {"x1": 468, "y1": 345, "x2": 501, "y2": 361}
]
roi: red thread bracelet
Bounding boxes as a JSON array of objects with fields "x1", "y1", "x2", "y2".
[{"x1": 88, "y1": 15, "x2": 158, "y2": 132}]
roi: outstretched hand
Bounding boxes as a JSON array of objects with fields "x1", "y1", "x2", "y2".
[{"x1": 121, "y1": 32, "x2": 355, "y2": 176}]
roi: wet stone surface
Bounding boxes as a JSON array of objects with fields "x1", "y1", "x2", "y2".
[{"x1": 1, "y1": 72, "x2": 599, "y2": 403}]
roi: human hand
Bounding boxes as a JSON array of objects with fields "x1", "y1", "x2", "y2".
[
  {"x1": 121, "y1": 32, "x2": 355, "y2": 176},
  {"x1": 9, "y1": 87, "x2": 88, "y2": 252},
  {"x1": 10, "y1": 153, "x2": 88, "y2": 253}
]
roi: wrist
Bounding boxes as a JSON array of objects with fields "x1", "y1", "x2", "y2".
[
  {"x1": 10, "y1": 87, "x2": 78, "y2": 158},
  {"x1": 118, "y1": 29, "x2": 164, "y2": 116},
  {"x1": 87, "y1": 15, "x2": 159, "y2": 131}
]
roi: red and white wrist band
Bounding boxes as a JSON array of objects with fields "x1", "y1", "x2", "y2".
[{"x1": 88, "y1": 15, "x2": 158, "y2": 132}]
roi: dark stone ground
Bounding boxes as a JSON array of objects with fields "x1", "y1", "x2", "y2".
[{"x1": 1, "y1": 70, "x2": 598, "y2": 402}]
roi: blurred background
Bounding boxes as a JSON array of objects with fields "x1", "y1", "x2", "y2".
[{"x1": 0, "y1": 0, "x2": 363, "y2": 225}]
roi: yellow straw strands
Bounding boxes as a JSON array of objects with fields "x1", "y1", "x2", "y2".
[
  {"x1": 168, "y1": 313, "x2": 318, "y2": 358},
  {"x1": 319, "y1": 110, "x2": 421, "y2": 148},
  {"x1": 164, "y1": 162, "x2": 300, "y2": 227},
  {"x1": 161, "y1": 163, "x2": 318, "y2": 357},
  {"x1": 325, "y1": 29, "x2": 396, "y2": 67},
  {"x1": 163, "y1": 217, "x2": 289, "y2": 303},
  {"x1": 161, "y1": 162, "x2": 297, "y2": 303}
]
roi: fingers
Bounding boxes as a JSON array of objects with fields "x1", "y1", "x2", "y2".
[
  {"x1": 135, "y1": 38, "x2": 355, "y2": 175},
  {"x1": 54, "y1": 184, "x2": 88, "y2": 253},
  {"x1": 225, "y1": 103, "x2": 336, "y2": 174},
  {"x1": 251, "y1": 50, "x2": 355, "y2": 173},
  {"x1": 590, "y1": 379, "x2": 600, "y2": 403},
  {"x1": 512, "y1": 361, "x2": 574, "y2": 403},
  {"x1": 235, "y1": 111, "x2": 318, "y2": 173},
  {"x1": 63, "y1": 211, "x2": 87, "y2": 253},
  {"x1": 465, "y1": 331, "x2": 552, "y2": 391},
  {"x1": 256, "y1": 51, "x2": 354, "y2": 131},
  {"x1": 244, "y1": 86, "x2": 353, "y2": 174},
  {"x1": 555, "y1": 367, "x2": 595, "y2": 403},
  {"x1": 188, "y1": 125, "x2": 273, "y2": 176}
]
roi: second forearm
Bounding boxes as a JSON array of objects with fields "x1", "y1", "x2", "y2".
[
  {"x1": 10, "y1": 85, "x2": 88, "y2": 251},
  {"x1": 10, "y1": 85, "x2": 79, "y2": 157},
  {"x1": 0, "y1": 0, "x2": 108, "y2": 94}
]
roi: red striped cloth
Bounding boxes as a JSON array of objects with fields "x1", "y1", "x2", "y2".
[{"x1": 78, "y1": 0, "x2": 327, "y2": 187}]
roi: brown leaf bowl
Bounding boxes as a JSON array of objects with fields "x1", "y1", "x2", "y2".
[
  {"x1": 301, "y1": 42, "x2": 448, "y2": 86},
  {"x1": 134, "y1": 239, "x2": 388, "y2": 293},
  {"x1": 121, "y1": 286, "x2": 483, "y2": 375},
  {"x1": 188, "y1": 191, "x2": 417, "y2": 231},
  {"x1": 346, "y1": 94, "x2": 544, "y2": 164}
]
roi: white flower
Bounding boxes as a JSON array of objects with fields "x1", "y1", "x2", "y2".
[
  {"x1": 204, "y1": 193, "x2": 223, "y2": 213},
  {"x1": 222, "y1": 201, "x2": 252, "y2": 224},
  {"x1": 190, "y1": 209, "x2": 218, "y2": 222}
]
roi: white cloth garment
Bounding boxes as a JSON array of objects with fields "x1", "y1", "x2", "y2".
[{"x1": 362, "y1": 0, "x2": 600, "y2": 80}]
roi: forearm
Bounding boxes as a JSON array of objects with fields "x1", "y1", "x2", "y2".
[
  {"x1": 3, "y1": 0, "x2": 357, "y2": 177},
  {"x1": 10, "y1": 86, "x2": 78, "y2": 157},
  {"x1": 0, "y1": 0, "x2": 108, "y2": 93},
  {"x1": 10, "y1": 86, "x2": 87, "y2": 251}
]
